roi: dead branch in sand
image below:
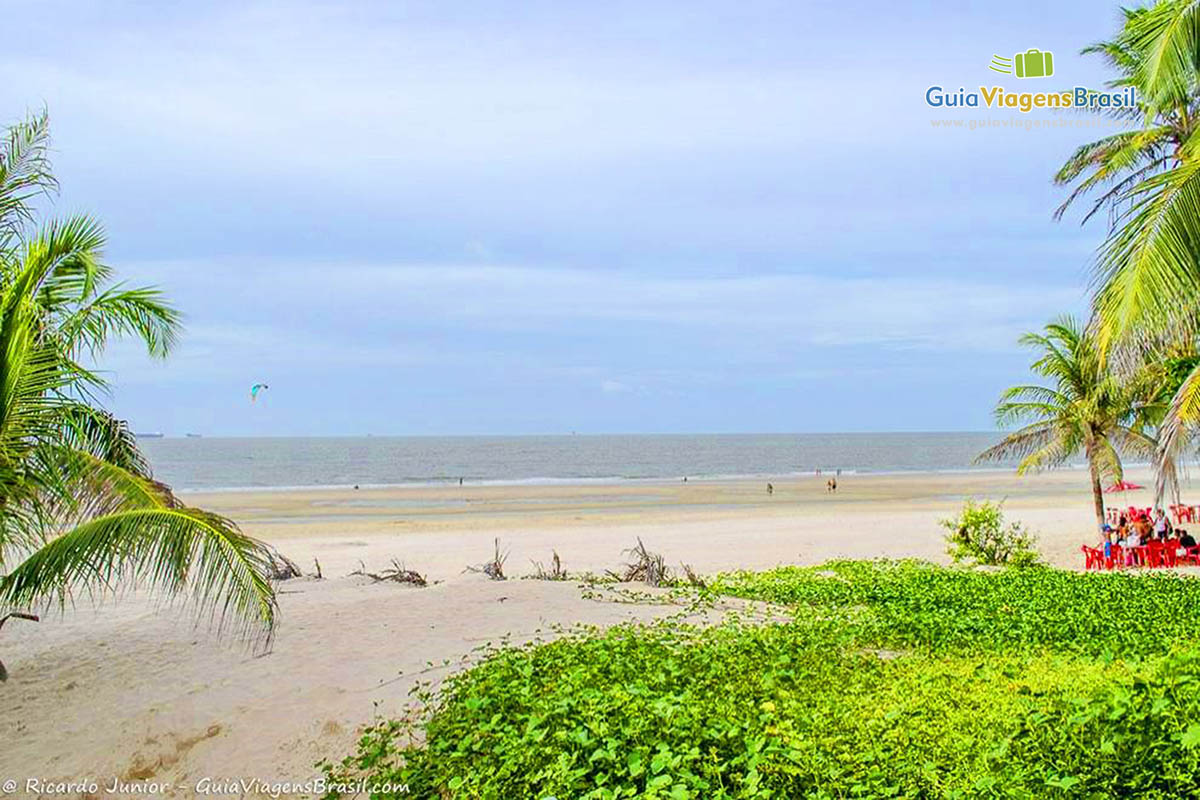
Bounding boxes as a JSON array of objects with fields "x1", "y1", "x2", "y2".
[
  {"x1": 0, "y1": 612, "x2": 39, "y2": 682},
  {"x1": 619, "y1": 538, "x2": 670, "y2": 587},
  {"x1": 313, "y1": 558, "x2": 323, "y2": 580},
  {"x1": 351, "y1": 559, "x2": 428, "y2": 587},
  {"x1": 265, "y1": 547, "x2": 303, "y2": 580},
  {"x1": 466, "y1": 538, "x2": 508, "y2": 580},
  {"x1": 681, "y1": 562, "x2": 706, "y2": 589},
  {"x1": 530, "y1": 550, "x2": 567, "y2": 581}
]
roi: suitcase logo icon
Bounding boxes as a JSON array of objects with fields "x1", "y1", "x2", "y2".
[{"x1": 989, "y1": 49, "x2": 1054, "y2": 78}]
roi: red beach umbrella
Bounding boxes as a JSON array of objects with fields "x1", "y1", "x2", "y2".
[{"x1": 1103, "y1": 480, "x2": 1144, "y2": 493}]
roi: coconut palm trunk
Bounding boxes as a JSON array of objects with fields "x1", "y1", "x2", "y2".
[{"x1": 1087, "y1": 441, "x2": 1107, "y2": 530}]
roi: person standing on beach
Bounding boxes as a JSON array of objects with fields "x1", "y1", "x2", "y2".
[
  {"x1": 1153, "y1": 508, "x2": 1170, "y2": 540},
  {"x1": 767, "y1": 483, "x2": 773, "y2": 495},
  {"x1": 831, "y1": 477, "x2": 837, "y2": 493}
]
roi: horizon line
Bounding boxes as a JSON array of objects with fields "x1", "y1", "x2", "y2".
[{"x1": 135, "y1": 429, "x2": 1004, "y2": 439}]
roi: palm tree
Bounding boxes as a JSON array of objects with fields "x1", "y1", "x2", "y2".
[
  {"x1": 977, "y1": 318, "x2": 1158, "y2": 529},
  {"x1": 1053, "y1": 5, "x2": 1199, "y2": 226},
  {"x1": 1053, "y1": 1, "x2": 1200, "y2": 495},
  {"x1": 0, "y1": 110, "x2": 276, "y2": 659}
]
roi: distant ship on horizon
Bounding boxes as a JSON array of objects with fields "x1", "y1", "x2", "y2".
[
  {"x1": 135, "y1": 432, "x2": 164, "y2": 439},
  {"x1": 185, "y1": 433, "x2": 203, "y2": 438}
]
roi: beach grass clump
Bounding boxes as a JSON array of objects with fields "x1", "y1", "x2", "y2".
[
  {"x1": 614, "y1": 538, "x2": 671, "y2": 586},
  {"x1": 529, "y1": 550, "x2": 568, "y2": 581},
  {"x1": 322, "y1": 561, "x2": 1200, "y2": 798},
  {"x1": 467, "y1": 538, "x2": 509, "y2": 581}
]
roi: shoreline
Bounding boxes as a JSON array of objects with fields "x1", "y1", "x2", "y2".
[{"x1": 171, "y1": 462, "x2": 1122, "y2": 495}]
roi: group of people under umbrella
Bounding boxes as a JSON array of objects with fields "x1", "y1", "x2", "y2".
[{"x1": 1084, "y1": 482, "x2": 1200, "y2": 569}]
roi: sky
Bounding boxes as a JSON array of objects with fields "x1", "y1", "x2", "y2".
[{"x1": 0, "y1": 0, "x2": 1136, "y2": 435}]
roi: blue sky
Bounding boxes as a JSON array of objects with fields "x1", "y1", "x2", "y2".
[{"x1": 2, "y1": 1, "x2": 1134, "y2": 435}]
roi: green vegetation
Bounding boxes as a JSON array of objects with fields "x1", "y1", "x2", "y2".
[
  {"x1": 940, "y1": 500, "x2": 1038, "y2": 568},
  {"x1": 323, "y1": 561, "x2": 1200, "y2": 798},
  {"x1": 0, "y1": 110, "x2": 276, "y2": 647},
  {"x1": 976, "y1": 318, "x2": 1158, "y2": 527}
]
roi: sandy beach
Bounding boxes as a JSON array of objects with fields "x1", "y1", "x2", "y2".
[{"x1": 1, "y1": 467, "x2": 1186, "y2": 795}]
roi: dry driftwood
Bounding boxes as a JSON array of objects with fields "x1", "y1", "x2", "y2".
[
  {"x1": 266, "y1": 547, "x2": 303, "y2": 580},
  {"x1": 681, "y1": 562, "x2": 706, "y2": 588},
  {"x1": 619, "y1": 538, "x2": 670, "y2": 586},
  {"x1": 530, "y1": 550, "x2": 567, "y2": 581},
  {"x1": 0, "y1": 612, "x2": 39, "y2": 682},
  {"x1": 351, "y1": 559, "x2": 428, "y2": 587},
  {"x1": 467, "y1": 538, "x2": 508, "y2": 581}
]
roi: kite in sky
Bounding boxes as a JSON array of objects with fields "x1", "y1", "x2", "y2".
[{"x1": 251, "y1": 383, "x2": 269, "y2": 402}]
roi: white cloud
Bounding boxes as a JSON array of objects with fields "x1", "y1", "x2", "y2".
[{"x1": 112, "y1": 259, "x2": 1084, "y2": 379}]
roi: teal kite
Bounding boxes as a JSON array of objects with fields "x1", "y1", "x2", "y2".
[{"x1": 250, "y1": 383, "x2": 269, "y2": 402}]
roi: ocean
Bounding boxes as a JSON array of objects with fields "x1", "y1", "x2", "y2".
[{"x1": 137, "y1": 432, "x2": 1020, "y2": 492}]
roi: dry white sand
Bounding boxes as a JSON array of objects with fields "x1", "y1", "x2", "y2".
[{"x1": 0, "y1": 467, "x2": 1187, "y2": 796}]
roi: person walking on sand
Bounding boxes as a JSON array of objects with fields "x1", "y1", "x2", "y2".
[
  {"x1": 831, "y1": 477, "x2": 837, "y2": 493},
  {"x1": 767, "y1": 483, "x2": 774, "y2": 495}
]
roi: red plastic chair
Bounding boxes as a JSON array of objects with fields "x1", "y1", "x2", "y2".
[
  {"x1": 1108, "y1": 544, "x2": 1123, "y2": 570},
  {"x1": 1146, "y1": 540, "x2": 1165, "y2": 568},
  {"x1": 1183, "y1": 546, "x2": 1200, "y2": 566},
  {"x1": 1163, "y1": 538, "x2": 1180, "y2": 568},
  {"x1": 1081, "y1": 545, "x2": 1103, "y2": 571}
]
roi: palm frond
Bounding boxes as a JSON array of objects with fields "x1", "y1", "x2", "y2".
[
  {"x1": 1157, "y1": 359, "x2": 1200, "y2": 499},
  {"x1": 1092, "y1": 158, "x2": 1200, "y2": 351},
  {"x1": 56, "y1": 405, "x2": 151, "y2": 477},
  {"x1": 0, "y1": 109, "x2": 55, "y2": 252},
  {"x1": 59, "y1": 283, "x2": 181, "y2": 360},
  {"x1": 976, "y1": 421, "x2": 1061, "y2": 465},
  {"x1": 14, "y1": 215, "x2": 110, "y2": 310},
  {"x1": 0, "y1": 507, "x2": 277, "y2": 644},
  {"x1": 1127, "y1": 0, "x2": 1200, "y2": 114}
]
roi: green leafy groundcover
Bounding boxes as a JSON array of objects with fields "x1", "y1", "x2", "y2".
[{"x1": 323, "y1": 561, "x2": 1200, "y2": 798}]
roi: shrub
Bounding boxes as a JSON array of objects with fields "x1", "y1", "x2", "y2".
[
  {"x1": 323, "y1": 562, "x2": 1200, "y2": 799},
  {"x1": 940, "y1": 499, "x2": 1039, "y2": 567}
]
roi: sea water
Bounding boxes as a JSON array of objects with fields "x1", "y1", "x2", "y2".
[{"x1": 138, "y1": 432, "x2": 1021, "y2": 491}]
